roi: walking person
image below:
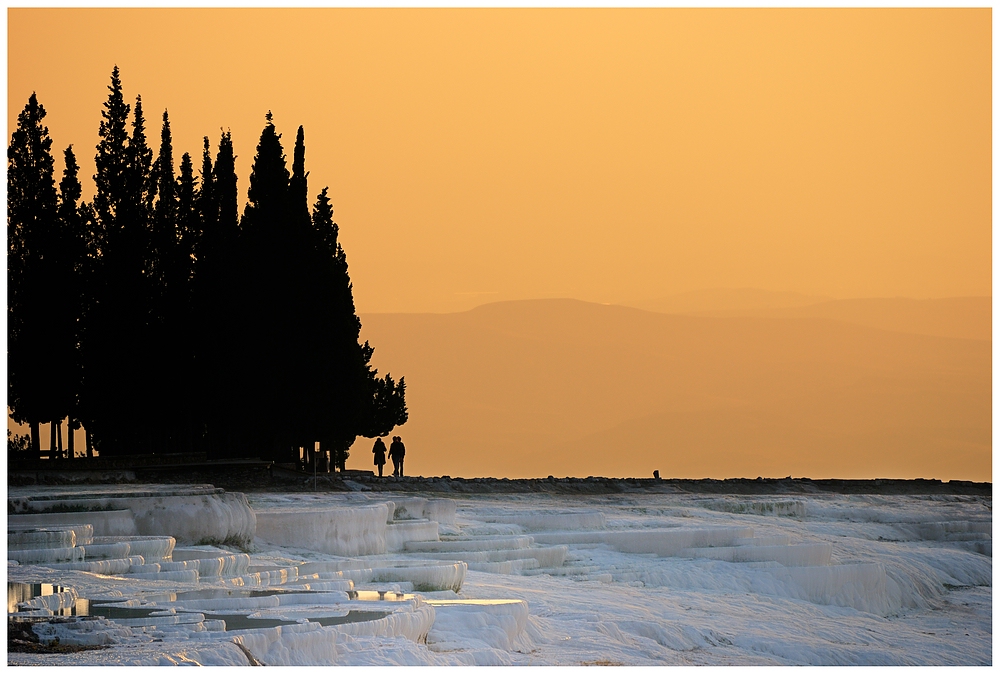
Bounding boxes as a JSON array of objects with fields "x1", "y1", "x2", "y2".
[
  {"x1": 387, "y1": 437, "x2": 399, "y2": 477},
  {"x1": 372, "y1": 437, "x2": 387, "y2": 477},
  {"x1": 389, "y1": 436, "x2": 406, "y2": 477}
]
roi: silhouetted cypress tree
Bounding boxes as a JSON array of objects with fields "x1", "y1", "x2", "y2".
[
  {"x1": 231, "y1": 113, "x2": 295, "y2": 458},
  {"x1": 151, "y1": 110, "x2": 176, "y2": 291},
  {"x1": 309, "y1": 186, "x2": 407, "y2": 470},
  {"x1": 193, "y1": 137, "x2": 216, "y2": 269},
  {"x1": 76, "y1": 200, "x2": 99, "y2": 458},
  {"x1": 83, "y1": 70, "x2": 156, "y2": 455},
  {"x1": 146, "y1": 110, "x2": 183, "y2": 452},
  {"x1": 309, "y1": 187, "x2": 360, "y2": 469},
  {"x1": 169, "y1": 151, "x2": 199, "y2": 449},
  {"x1": 198, "y1": 137, "x2": 214, "y2": 204},
  {"x1": 192, "y1": 134, "x2": 228, "y2": 275},
  {"x1": 286, "y1": 125, "x2": 321, "y2": 454},
  {"x1": 242, "y1": 113, "x2": 288, "y2": 233},
  {"x1": 7, "y1": 93, "x2": 59, "y2": 457},
  {"x1": 289, "y1": 126, "x2": 310, "y2": 229},
  {"x1": 177, "y1": 152, "x2": 198, "y2": 277},
  {"x1": 54, "y1": 145, "x2": 89, "y2": 458},
  {"x1": 176, "y1": 153, "x2": 203, "y2": 450},
  {"x1": 368, "y1": 374, "x2": 409, "y2": 435},
  {"x1": 11, "y1": 74, "x2": 410, "y2": 464},
  {"x1": 92, "y1": 66, "x2": 130, "y2": 240},
  {"x1": 194, "y1": 131, "x2": 242, "y2": 456},
  {"x1": 80, "y1": 68, "x2": 131, "y2": 454},
  {"x1": 311, "y1": 187, "x2": 338, "y2": 252},
  {"x1": 120, "y1": 93, "x2": 154, "y2": 294},
  {"x1": 215, "y1": 132, "x2": 239, "y2": 237}
]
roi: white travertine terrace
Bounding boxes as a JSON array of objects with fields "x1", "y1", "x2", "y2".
[{"x1": 7, "y1": 485, "x2": 992, "y2": 665}]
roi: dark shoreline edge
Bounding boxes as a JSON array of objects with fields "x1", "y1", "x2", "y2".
[{"x1": 7, "y1": 463, "x2": 992, "y2": 496}]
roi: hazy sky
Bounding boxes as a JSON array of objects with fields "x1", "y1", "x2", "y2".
[{"x1": 8, "y1": 8, "x2": 991, "y2": 313}]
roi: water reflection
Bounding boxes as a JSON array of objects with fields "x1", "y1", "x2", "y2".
[
  {"x1": 348, "y1": 590, "x2": 413, "y2": 602},
  {"x1": 309, "y1": 610, "x2": 391, "y2": 626},
  {"x1": 424, "y1": 598, "x2": 524, "y2": 606},
  {"x1": 7, "y1": 582, "x2": 87, "y2": 617}
]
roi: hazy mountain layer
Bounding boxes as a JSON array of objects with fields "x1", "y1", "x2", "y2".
[
  {"x1": 663, "y1": 296, "x2": 990, "y2": 342},
  {"x1": 350, "y1": 298, "x2": 990, "y2": 480},
  {"x1": 627, "y1": 288, "x2": 832, "y2": 314}
]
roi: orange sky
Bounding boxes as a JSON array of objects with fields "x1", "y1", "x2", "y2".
[
  {"x1": 7, "y1": 9, "x2": 993, "y2": 479},
  {"x1": 8, "y1": 8, "x2": 992, "y2": 314}
]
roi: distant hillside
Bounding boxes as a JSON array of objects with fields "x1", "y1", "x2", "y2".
[
  {"x1": 631, "y1": 291, "x2": 991, "y2": 342},
  {"x1": 349, "y1": 299, "x2": 990, "y2": 481},
  {"x1": 717, "y1": 296, "x2": 990, "y2": 341},
  {"x1": 628, "y1": 288, "x2": 832, "y2": 314}
]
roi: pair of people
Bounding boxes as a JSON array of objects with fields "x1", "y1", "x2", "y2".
[{"x1": 372, "y1": 435, "x2": 406, "y2": 477}]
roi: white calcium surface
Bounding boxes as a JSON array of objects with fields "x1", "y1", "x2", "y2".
[{"x1": 8, "y1": 489, "x2": 991, "y2": 666}]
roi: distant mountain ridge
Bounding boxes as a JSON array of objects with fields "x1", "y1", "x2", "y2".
[
  {"x1": 350, "y1": 297, "x2": 990, "y2": 481},
  {"x1": 707, "y1": 296, "x2": 990, "y2": 342},
  {"x1": 626, "y1": 290, "x2": 990, "y2": 341},
  {"x1": 627, "y1": 288, "x2": 832, "y2": 314}
]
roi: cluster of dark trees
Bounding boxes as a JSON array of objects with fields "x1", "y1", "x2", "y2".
[{"x1": 8, "y1": 67, "x2": 407, "y2": 467}]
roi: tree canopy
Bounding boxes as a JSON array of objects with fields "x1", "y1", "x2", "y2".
[{"x1": 7, "y1": 68, "x2": 408, "y2": 464}]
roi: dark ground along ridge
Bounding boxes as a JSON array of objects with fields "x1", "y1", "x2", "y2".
[{"x1": 7, "y1": 459, "x2": 991, "y2": 496}]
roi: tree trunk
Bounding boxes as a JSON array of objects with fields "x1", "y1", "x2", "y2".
[
  {"x1": 56, "y1": 420, "x2": 64, "y2": 459},
  {"x1": 85, "y1": 429, "x2": 94, "y2": 459},
  {"x1": 30, "y1": 421, "x2": 41, "y2": 460},
  {"x1": 49, "y1": 422, "x2": 58, "y2": 459},
  {"x1": 67, "y1": 419, "x2": 75, "y2": 459}
]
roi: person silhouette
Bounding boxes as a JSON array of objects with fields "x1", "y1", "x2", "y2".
[
  {"x1": 396, "y1": 437, "x2": 406, "y2": 477},
  {"x1": 389, "y1": 436, "x2": 406, "y2": 477},
  {"x1": 372, "y1": 437, "x2": 387, "y2": 477}
]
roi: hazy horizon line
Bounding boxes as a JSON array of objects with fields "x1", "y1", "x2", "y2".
[{"x1": 359, "y1": 292, "x2": 994, "y2": 315}]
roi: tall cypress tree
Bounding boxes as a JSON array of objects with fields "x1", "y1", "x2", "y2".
[
  {"x1": 215, "y1": 131, "x2": 239, "y2": 237},
  {"x1": 85, "y1": 70, "x2": 128, "y2": 453},
  {"x1": 286, "y1": 125, "x2": 318, "y2": 456},
  {"x1": 309, "y1": 187, "x2": 407, "y2": 469},
  {"x1": 146, "y1": 110, "x2": 181, "y2": 451},
  {"x1": 193, "y1": 137, "x2": 215, "y2": 271},
  {"x1": 231, "y1": 113, "x2": 294, "y2": 457},
  {"x1": 54, "y1": 145, "x2": 89, "y2": 458},
  {"x1": 197, "y1": 131, "x2": 239, "y2": 272},
  {"x1": 127, "y1": 95, "x2": 154, "y2": 231},
  {"x1": 151, "y1": 109, "x2": 176, "y2": 291},
  {"x1": 83, "y1": 70, "x2": 156, "y2": 455},
  {"x1": 92, "y1": 66, "x2": 130, "y2": 242},
  {"x1": 174, "y1": 151, "x2": 199, "y2": 450},
  {"x1": 242, "y1": 112, "x2": 288, "y2": 234},
  {"x1": 8, "y1": 93, "x2": 60, "y2": 457},
  {"x1": 289, "y1": 126, "x2": 310, "y2": 230},
  {"x1": 82, "y1": 68, "x2": 131, "y2": 452},
  {"x1": 177, "y1": 152, "x2": 198, "y2": 280},
  {"x1": 195, "y1": 131, "x2": 242, "y2": 456},
  {"x1": 10, "y1": 76, "x2": 410, "y2": 463}
]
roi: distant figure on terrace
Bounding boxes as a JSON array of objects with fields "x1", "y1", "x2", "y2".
[
  {"x1": 372, "y1": 437, "x2": 388, "y2": 477},
  {"x1": 389, "y1": 436, "x2": 406, "y2": 477}
]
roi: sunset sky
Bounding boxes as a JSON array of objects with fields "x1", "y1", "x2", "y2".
[
  {"x1": 8, "y1": 8, "x2": 991, "y2": 314},
  {"x1": 7, "y1": 9, "x2": 992, "y2": 479}
]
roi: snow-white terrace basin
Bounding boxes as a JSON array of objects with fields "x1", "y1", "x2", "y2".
[{"x1": 8, "y1": 486, "x2": 992, "y2": 665}]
